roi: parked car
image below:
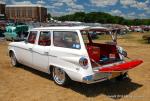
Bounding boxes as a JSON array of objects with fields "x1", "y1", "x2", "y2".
[
  {"x1": 8, "y1": 26, "x2": 143, "y2": 86},
  {"x1": 142, "y1": 26, "x2": 150, "y2": 31},
  {"x1": 3, "y1": 24, "x2": 29, "y2": 41},
  {"x1": 129, "y1": 26, "x2": 143, "y2": 32},
  {"x1": 134, "y1": 27, "x2": 143, "y2": 32},
  {"x1": 0, "y1": 20, "x2": 7, "y2": 31},
  {"x1": 0, "y1": 29, "x2": 5, "y2": 37}
]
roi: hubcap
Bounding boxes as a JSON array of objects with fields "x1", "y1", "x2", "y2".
[
  {"x1": 53, "y1": 68, "x2": 65, "y2": 85},
  {"x1": 11, "y1": 54, "x2": 16, "y2": 66}
]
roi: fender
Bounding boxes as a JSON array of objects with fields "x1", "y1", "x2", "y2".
[
  {"x1": 8, "y1": 47, "x2": 19, "y2": 62},
  {"x1": 49, "y1": 63, "x2": 83, "y2": 82}
]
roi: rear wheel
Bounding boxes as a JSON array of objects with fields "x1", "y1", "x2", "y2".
[
  {"x1": 10, "y1": 52, "x2": 19, "y2": 67},
  {"x1": 52, "y1": 67, "x2": 70, "y2": 86},
  {"x1": 115, "y1": 72, "x2": 130, "y2": 81}
]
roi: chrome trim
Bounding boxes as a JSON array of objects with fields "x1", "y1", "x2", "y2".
[
  {"x1": 82, "y1": 72, "x2": 112, "y2": 84},
  {"x1": 49, "y1": 54, "x2": 57, "y2": 57}
]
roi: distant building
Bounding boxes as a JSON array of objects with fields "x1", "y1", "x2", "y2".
[
  {"x1": 0, "y1": 1, "x2": 5, "y2": 19},
  {"x1": 6, "y1": 4, "x2": 47, "y2": 22}
]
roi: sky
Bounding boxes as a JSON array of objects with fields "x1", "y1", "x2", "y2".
[{"x1": 2, "y1": 0, "x2": 150, "y2": 19}]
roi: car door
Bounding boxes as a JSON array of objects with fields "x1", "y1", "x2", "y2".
[
  {"x1": 18, "y1": 31, "x2": 38, "y2": 67},
  {"x1": 32, "y1": 31, "x2": 51, "y2": 73},
  {"x1": 49, "y1": 31, "x2": 84, "y2": 73}
]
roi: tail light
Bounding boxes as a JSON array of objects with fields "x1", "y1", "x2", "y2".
[{"x1": 79, "y1": 57, "x2": 88, "y2": 67}]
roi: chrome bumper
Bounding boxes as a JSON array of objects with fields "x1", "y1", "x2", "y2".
[{"x1": 82, "y1": 71, "x2": 122, "y2": 84}]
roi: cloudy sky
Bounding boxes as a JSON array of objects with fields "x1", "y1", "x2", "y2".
[{"x1": 3, "y1": 0, "x2": 150, "y2": 19}]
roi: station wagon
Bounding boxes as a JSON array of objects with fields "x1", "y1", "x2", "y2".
[{"x1": 8, "y1": 26, "x2": 143, "y2": 86}]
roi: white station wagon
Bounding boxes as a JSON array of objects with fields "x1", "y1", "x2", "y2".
[{"x1": 8, "y1": 26, "x2": 143, "y2": 86}]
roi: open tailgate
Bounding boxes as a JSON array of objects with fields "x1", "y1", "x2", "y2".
[{"x1": 99, "y1": 60, "x2": 143, "y2": 72}]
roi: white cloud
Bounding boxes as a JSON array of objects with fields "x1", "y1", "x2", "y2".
[
  {"x1": 138, "y1": 13, "x2": 146, "y2": 19},
  {"x1": 109, "y1": 9, "x2": 124, "y2": 17},
  {"x1": 109, "y1": 10, "x2": 146, "y2": 19},
  {"x1": 60, "y1": 0, "x2": 84, "y2": 10},
  {"x1": 120, "y1": 0, "x2": 136, "y2": 6},
  {"x1": 90, "y1": 0, "x2": 118, "y2": 7},
  {"x1": 146, "y1": 10, "x2": 150, "y2": 14},
  {"x1": 53, "y1": 2, "x2": 64, "y2": 7},
  {"x1": 132, "y1": 2, "x2": 149, "y2": 10},
  {"x1": 49, "y1": 0, "x2": 84, "y2": 15},
  {"x1": 11, "y1": 0, "x2": 33, "y2": 5},
  {"x1": 46, "y1": 0, "x2": 78, "y2": 16},
  {"x1": 0, "y1": 0, "x2": 5, "y2": 4},
  {"x1": 120, "y1": 0, "x2": 149, "y2": 10},
  {"x1": 50, "y1": 0, "x2": 83, "y2": 8},
  {"x1": 71, "y1": 4, "x2": 84, "y2": 10},
  {"x1": 50, "y1": 10, "x2": 66, "y2": 16},
  {"x1": 66, "y1": 8, "x2": 84, "y2": 14},
  {"x1": 120, "y1": 0, "x2": 150, "y2": 18},
  {"x1": 125, "y1": 12, "x2": 136, "y2": 19},
  {"x1": 10, "y1": 0, "x2": 47, "y2": 6},
  {"x1": 36, "y1": 0, "x2": 46, "y2": 5}
]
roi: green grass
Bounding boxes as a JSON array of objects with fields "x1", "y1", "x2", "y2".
[{"x1": 97, "y1": 35, "x2": 112, "y2": 40}]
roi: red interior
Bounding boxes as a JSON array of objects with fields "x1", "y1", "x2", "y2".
[
  {"x1": 87, "y1": 46, "x2": 100, "y2": 62},
  {"x1": 86, "y1": 43, "x2": 120, "y2": 66},
  {"x1": 38, "y1": 40, "x2": 51, "y2": 46},
  {"x1": 91, "y1": 43, "x2": 119, "y2": 58}
]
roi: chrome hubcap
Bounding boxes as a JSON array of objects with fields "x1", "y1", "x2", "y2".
[{"x1": 53, "y1": 68, "x2": 65, "y2": 85}]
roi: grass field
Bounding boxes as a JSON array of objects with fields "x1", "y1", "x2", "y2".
[
  {"x1": 0, "y1": 32, "x2": 150, "y2": 101},
  {"x1": 94, "y1": 31, "x2": 150, "y2": 44}
]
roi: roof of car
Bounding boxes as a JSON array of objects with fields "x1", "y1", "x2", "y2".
[{"x1": 32, "y1": 26, "x2": 90, "y2": 30}]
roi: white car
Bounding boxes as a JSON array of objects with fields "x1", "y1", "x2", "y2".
[{"x1": 8, "y1": 26, "x2": 143, "y2": 86}]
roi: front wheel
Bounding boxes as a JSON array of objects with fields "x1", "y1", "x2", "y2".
[
  {"x1": 10, "y1": 52, "x2": 19, "y2": 67},
  {"x1": 52, "y1": 67, "x2": 70, "y2": 86}
]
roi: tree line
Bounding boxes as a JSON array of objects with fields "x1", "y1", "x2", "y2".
[{"x1": 54, "y1": 12, "x2": 150, "y2": 25}]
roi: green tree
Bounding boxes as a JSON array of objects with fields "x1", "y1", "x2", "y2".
[
  {"x1": 55, "y1": 12, "x2": 150, "y2": 25},
  {"x1": 47, "y1": 13, "x2": 51, "y2": 20}
]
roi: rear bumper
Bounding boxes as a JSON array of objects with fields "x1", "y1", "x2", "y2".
[
  {"x1": 82, "y1": 71, "x2": 123, "y2": 84},
  {"x1": 82, "y1": 59, "x2": 143, "y2": 84}
]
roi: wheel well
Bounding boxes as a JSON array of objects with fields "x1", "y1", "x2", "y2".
[
  {"x1": 49, "y1": 65, "x2": 54, "y2": 74},
  {"x1": 9, "y1": 50, "x2": 14, "y2": 57},
  {"x1": 49, "y1": 65, "x2": 71, "y2": 80}
]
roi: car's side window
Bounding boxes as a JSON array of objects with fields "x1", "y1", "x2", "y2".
[
  {"x1": 28, "y1": 31, "x2": 37, "y2": 44},
  {"x1": 53, "y1": 31, "x2": 80, "y2": 49},
  {"x1": 38, "y1": 31, "x2": 51, "y2": 46}
]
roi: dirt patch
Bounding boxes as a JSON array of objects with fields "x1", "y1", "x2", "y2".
[{"x1": 0, "y1": 33, "x2": 150, "y2": 101}]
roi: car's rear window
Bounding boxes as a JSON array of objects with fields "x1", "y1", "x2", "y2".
[{"x1": 53, "y1": 31, "x2": 81, "y2": 49}]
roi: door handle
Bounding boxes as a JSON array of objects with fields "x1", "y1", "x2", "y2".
[
  {"x1": 29, "y1": 48, "x2": 32, "y2": 51},
  {"x1": 44, "y1": 52, "x2": 49, "y2": 55}
]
